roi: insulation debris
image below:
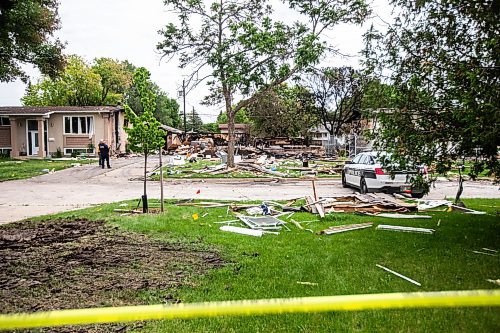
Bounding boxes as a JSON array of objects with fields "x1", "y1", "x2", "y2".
[
  {"x1": 417, "y1": 200, "x2": 451, "y2": 211},
  {"x1": 220, "y1": 226, "x2": 263, "y2": 237},
  {"x1": 319, "y1": 222, "x2": 373, "y2": 235},
  {"x1": 376, "y1": 224, "x2": 435, "y2": 234}
]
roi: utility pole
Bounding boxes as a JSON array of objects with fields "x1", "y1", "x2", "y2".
[{"x1": 182, "y1": 79, "x2": 186, "y2": 135}]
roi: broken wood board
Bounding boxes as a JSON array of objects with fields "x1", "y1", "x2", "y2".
[
  {"x1": 448, "y1": 205, "x2": 486, "y2": 215},
  {"x1": 321, "y1": 194, "x2": 417, "y2": 214},
  {"x1": 304, "y1": 196, "x2": 318, "y2": 214},
  {"x1": 319, "y1": 222, "x2": 373, "y2": 235},
  {"x1": 315, "y1": 201, "x2": 325, "y2": 218},
  {"x1": 376, "y1": 264, "x2": 421, "y2": 286},
  {"x1": 368, "y1": 213, "x2": 432, "y2": 219},
  {"x1": 376, "y1": 224, "x2": 435, "y2": 234}
]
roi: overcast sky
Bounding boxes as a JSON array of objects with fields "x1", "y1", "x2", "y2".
[{"x1": 0, "y1": 0, "x2": 391, "y2": 122}]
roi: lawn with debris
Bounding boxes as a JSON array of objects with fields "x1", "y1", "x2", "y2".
[
  {"x1": 1, "y1": 198, "x2": 499, "y2": 332},
  {"x1": 150, "y1": 157, "x2": 344, "y2": 179}
]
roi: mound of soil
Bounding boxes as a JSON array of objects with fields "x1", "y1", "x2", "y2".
[{"x1": 0, "y1": 218, "x2": 225, "y2": 332}]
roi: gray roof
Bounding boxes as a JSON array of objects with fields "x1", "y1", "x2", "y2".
[{"x1": 0, "y1": 106, "x2": 123, "y2": 116}]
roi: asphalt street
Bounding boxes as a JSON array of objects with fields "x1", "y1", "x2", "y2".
[{"x1": 0, "y1": 156, "x2": 498, "y2": 224}]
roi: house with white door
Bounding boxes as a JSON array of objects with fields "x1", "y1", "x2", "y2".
[{"x1": 0, "y1": 106, "x2": 128, "y2": 158}]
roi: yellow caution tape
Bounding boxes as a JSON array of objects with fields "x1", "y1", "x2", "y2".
[{"x1": 1, "y1": 290, "x2": 499, "y2": 330}]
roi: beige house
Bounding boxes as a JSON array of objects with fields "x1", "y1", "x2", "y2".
[{"x1": 0, "y1": 106, "x2": 128, "y2": 158}]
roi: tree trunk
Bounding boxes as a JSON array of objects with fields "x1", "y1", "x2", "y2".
[
  {"x1": 454, "y1": 167, "x2": 464, "y2": 206},
  {"x1": 143, "y1": 152, "x2": 148, "y2": 213},
  {"x1": 227, "y1": 109, "x2": 235, "y2": 167}
]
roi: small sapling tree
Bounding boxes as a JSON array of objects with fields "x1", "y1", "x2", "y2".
[{"x1": 124, "y1": 68, "x2": 165, "y2": 212}]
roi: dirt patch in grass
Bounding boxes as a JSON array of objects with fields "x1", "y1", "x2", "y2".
[{"x1": 0, "y1": 218, "x2": 225, "y2": 332}]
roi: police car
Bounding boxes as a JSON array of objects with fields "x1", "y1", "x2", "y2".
[{"x1": 341, "y1": 151, "x2": 425, "y2": 198}]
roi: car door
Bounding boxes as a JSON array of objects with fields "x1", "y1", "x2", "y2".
[{"x1": 345, "y1": 153, "x2": 363, "y2": 186}]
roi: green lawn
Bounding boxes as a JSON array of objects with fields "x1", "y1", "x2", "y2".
[
  {"x1": 39, "y1": 198, "x2": 500, "y2": 332},
  {"x1": 0, "y1": 157, "x2": 95, "y2": 181}
]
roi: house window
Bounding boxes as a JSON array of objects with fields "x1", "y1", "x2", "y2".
[
  {"x1": 64, "y1": 148, "x2": 95, "y2": 156},
  {"x1": 0, "y1": 117, "x2": 10, "y2": 126},
  {"x1": 64, "y1": 116, "x2": 93, "y2": 134}
]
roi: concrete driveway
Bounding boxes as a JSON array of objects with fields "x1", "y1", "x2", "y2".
[{"x1": 0, "y1": 155, "x2": 498, "y2": 224}]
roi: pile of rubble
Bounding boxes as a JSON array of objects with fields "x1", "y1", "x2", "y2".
[{"x1": 163, "y1": 153, "x2": 345, "y2": 178}]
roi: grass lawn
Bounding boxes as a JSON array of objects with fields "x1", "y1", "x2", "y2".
[
  {"x1": 22, "y1": 198, "x2": 500, "y2": 332},
  {"x1": 0, "y1": 157, "x2": 95, "y2": 181}
]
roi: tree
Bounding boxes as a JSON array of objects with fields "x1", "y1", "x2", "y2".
[
  {"x1": 363, "y1": 0, "x2": 500, "y2": 199},
  {"x1": 303, "y1": 67, "x2": 366, "y2": 137},
  {"x1": 124, "y1": 68, "x2": 165, "y2": 213},
  {"x1": 158, "y1": 0, "x2": 370, "y2": 167},
  {"x1": 92, "y1": 58, "x2": 133, "y2": 105},
  {"x1": 0, "y1": 0, "x2": 65, "y2": 82},
  {"x1": 216, "y1": 108, "x2": 251, "y2": 125},
  {"x1": 125, "y1": 82, "x2": 181, "y2": 128},
  {"x1": 23, "y1": 55, "x2": 102, "y2": 106},
  {"x1": 22, "y1": 56, "x2": 133, "y2": 106},
  {"x1": 187, "y1": 107, "x2": 203, "y2": 132},
  {"x1": 200, "y1": 122, "x2": 220, "y2": 133},
  {"x1": 247, "y1": 84, "x2": 319, "y2": 139}
]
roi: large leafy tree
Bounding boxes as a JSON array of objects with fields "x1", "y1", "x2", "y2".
[
  {"x1": 125, "y1": 81, "x2": 181, "y2": 128},
  {"x1": 247, "y1": 84, "x2": 319, "y2": 139},
  {"x1": 92, "y1": 58, "x2": 132, "y2": 105},
  {"x1": 124, "y1": 68, "x2": 165, "y2": 213},
  {"x1": 0, "y1": 0, "x2": 65, "y2": 82},
  {"x1": 22, "y1": 56, "x2": 133, "y2": 106},
  {"x1": 363, "y1": 0, "x2": 500, "y2": 196},
  {"x1": 157, "y1": 0, "x2": 370, "y2": 167},
  {"x1": 22, "y1": 55, "x2": 102, "y2": 106},
  {"x1": 303, "y1": 67, "x2": 366, "y2": 137}
]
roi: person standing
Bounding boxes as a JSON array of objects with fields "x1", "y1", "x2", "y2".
[
  {"x1": 97, "y1": 139, "x2": 103, "y2": 167},
  {"x1": 98, "y1": 140, "x2": 111, "y2": 169}
]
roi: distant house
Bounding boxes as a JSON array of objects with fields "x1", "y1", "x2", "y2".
[
  {"x1": 309, "y1": 125, "x2": 332, "y2": 147},
  {"x1": 0, "y1": 106, "x2": 128, "y2": 158},
  {"x1": 218, "y1": 123, "x2": 250, "y2": 145}
]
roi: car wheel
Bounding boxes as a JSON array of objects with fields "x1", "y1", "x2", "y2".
[
  {"x1": 342, "y1": 171, "x2": 348, "y2": 188},
  {"x1": 360, "y1": 178, "x2": 368, "y2": 194},
  {"x1": 411, "y1": 193, "x2": 424, "y2": 199}
]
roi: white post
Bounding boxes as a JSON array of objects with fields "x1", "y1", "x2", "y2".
[{"x1": 159, "y1": 147, "x2": 164, "y2": 213}]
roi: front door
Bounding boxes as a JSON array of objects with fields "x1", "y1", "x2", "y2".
[{"x1": 27, "y1": 120, "x2": 39, "y2": 156}]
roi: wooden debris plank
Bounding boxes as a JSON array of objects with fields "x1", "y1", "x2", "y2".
[
  {"x1": 376, "y1": 224, "x2": 435, "y2": 234},
  {"x1": 305, "y1": 196, "x2": 318, "y2": 214},
  {"x1": 315, "y1": 201, "x2": 325, "y2": 218},
  {"x1": 319, "y1": 222, "x2": 373, "y2": 235}
]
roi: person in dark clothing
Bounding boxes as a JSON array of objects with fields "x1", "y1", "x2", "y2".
[
  {"x1": 97, "y1": 139, "x2": 103, "y2": 167},
  {"x1": 98, "y1": 140, "x2": 111, "y2": 169}
]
